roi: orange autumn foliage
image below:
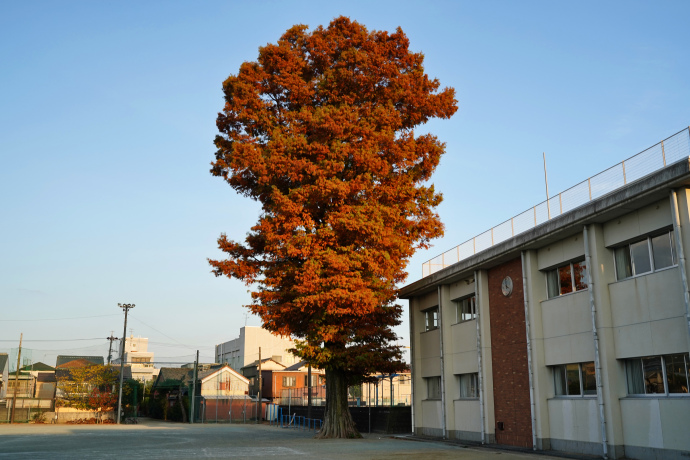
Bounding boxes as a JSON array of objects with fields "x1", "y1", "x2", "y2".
[{"x1": 209, "y1": 17, "x2": 456, "y2": 436}]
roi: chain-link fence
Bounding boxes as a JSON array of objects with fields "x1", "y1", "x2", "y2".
[{"x1": 423, "y1": 127, "x2": 690, "y2": 277}]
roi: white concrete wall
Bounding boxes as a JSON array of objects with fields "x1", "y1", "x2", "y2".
[
  {"x1": 620, "y1": 398, "x2": 690, "y2": 452},
  {"x1": 547, "y1": 398, "x2": 601, "y2": 443},
  {"x1": 541, "y1": 291, "x2": 594, "y2": 365},
  {"x1": 603, "y1": 199, "x2": 671, "y2": 247},
  {"x1": 453, "y1": 399, "x2": 481, "y2": 433},
  {"x1": 609, "y1": 268, "x2": 687, "y2": 358}
]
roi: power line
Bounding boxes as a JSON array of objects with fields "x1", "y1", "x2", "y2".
[
  {"x1": 0, "y1": 314, "x2": 120, "y2": 322},
  {"x1": 128, "y1": 314, "x2": 195, "y2": 350},
  {"x1": 0, "y1": 338, "x2": 105, "y2": 342}
]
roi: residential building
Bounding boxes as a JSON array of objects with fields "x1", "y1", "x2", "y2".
[
  {"x1": 151, "y1": 364, "x2": 250, "y2": 422},
  {"x1": 5, "y1": 363, "x2": 56, "y2": 411},
  {"x1": 215, "y1": 326, "x2": 298, "y2": 372},
  {"x1": 0, "y1": 353, "x2": 8, "y2": 399},
  {"x1": 112, "y1": 335, "x2": 158, "y2": 383},
  {"x1": 400, "y1": 129, "x2": 690, "y2": 460},
  {"x1": 359, "y1": 371, "x2": 412, "y2": 407},
  {"x1": 270, "y1": 361, "x2": 326, "y2": 406},
  {"x1": 240, "y1": 357, "x2": 286, "y2": 398}
]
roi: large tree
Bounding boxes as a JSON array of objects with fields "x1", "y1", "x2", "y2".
[{"x1": 210, "y1": 17, "x2": 456, "y2": 438}]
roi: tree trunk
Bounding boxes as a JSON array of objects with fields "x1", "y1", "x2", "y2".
[{"x1": 317, "y1": 368, "x2": 361, "y2": 438}]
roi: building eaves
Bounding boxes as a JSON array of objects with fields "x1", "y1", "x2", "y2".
[{"x1": 399, "y1": 158, "x2": 690, "y2": 299}]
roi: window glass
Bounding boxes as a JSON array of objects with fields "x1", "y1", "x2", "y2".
[
  {"x1": 558, "y1": 264, "x2": 573, "y2": 295},
  {"x1": 426, "y1": 376, "x2": 441, "y2": 399},
  {"x1": 642, "y1": 356, "x2": 664, "y2": 394},
  {"x1": 630, "y1": 240, "x2": 652, "y2": 275},
  {"x1": 652, "y1": 232, "x2": 675, "y2": 270},
  {"x1": 282, "y1": 376, "x2": 296, "y2": 387},
  {"x1": 458, "y1": 373, "x2": 478, "y2": 398},
  {"x1": 665, "y1": 353, "x2": 689, "y2": 394},
  {"x1": 626, "y1": 359, "x2": 644, "y2": 394},
  {"x1": 455, "y1": 296, "x2": 476, "y2": 322},
  {"x1": 566, "y1": 363, "x2": 581, "y2": 395},
  {"x1": 615, "y1": 246, "x2": 633, "y2": 280},
  {"x1": 581, "y1": 362, "x2": 597, "y2": 395},
  {"x1": 573, "y1": 261, "x2": 588, "y2": 291},
  {"x1": 553, "y1": 365, "x2": 567, "y2": 396},
  {"x1": 424, "y1": 307, "x2": 438, "y2": 331},
  {"x1": 546, "y1": 269, "x2": 559, "y2": 299}
]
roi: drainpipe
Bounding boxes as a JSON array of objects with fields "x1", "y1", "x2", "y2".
[
  {"x1": 669, "y1": 190, "x2": 690, "y2": 347},
  {"x1": 520, "y1": 251, "x2": 537, "y2": 451},
  {"x1": 408, "y1": 298, "x2": 415, "y2": 434},
  {"x1": 583, "y1": 225, "x2": 608, "y2": 459},
  {"x1": 474, "y1": 271, "x2": 486, "y2": 444},
  {"x1": 438, "y1": 286, "x2": 447, "y2": 439}
]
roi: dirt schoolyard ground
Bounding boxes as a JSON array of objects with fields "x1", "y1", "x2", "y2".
[{"x1": 0, "y1": 419, "x2": 565, "y2": 459}]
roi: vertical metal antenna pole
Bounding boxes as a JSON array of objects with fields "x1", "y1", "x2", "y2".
[
  {"x1": 543, "y1": 152, "x2": 551, "y2": 220},
  {"x1": 117, "y1": 303, "x2": 135, "y2": 424}
]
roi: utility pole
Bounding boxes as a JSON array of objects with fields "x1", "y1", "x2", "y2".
[
  {"x1": 307, "y1": 363, "x2": 312, "y2": 420},
  {"x1": 191, "y1": 350, "x2": 199, "y2": 424},
  {"x1": 117, "y1": 303, "x2": 135, "y2": 425},
  {"x1": 257, "y1": 347, "x2": 261, "y2": 424},
  {"x1": 10, "y1": 333, "x2": 22, "y2": 424},
  {"x1": 106, "y1": 332, "x2": 119, "y2": 365}
]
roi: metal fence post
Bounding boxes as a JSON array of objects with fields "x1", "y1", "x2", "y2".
[
  {"x1": 588, "y1": 178, "x2": 592, "y2": 200},
  {"x1": 661, "y1": 140, "x2": 666, "y2": 166},
  {"x1": 622, "y1": 160, "x2": 627, "y2": 184}
]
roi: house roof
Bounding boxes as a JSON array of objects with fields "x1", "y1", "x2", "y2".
[
  {"x1": 199, "y1": 365, "x2": 249, "y2": 384},
  {"x1": 19, "y1": 362, "x2": 54, "y2": 372},
  {"x1": 283, "y1": 361, "x2": 324, "y2": 372},
  {"x1": 56, "y1": 355, "x2": 104, "y2": 368},
  {"x1": 152, "y1": 367, "x2": 194, "y2": 390},
  {"x1": 0, "y1": 353, "x2": 8, "y2": 373},
  {"x1": 240, "y1": 358, "x2": 285, "y2": 371}
]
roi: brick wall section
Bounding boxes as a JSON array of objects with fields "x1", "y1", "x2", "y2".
[{"x1": 488, "y1": 257, "x2": 533, "y2": 448}]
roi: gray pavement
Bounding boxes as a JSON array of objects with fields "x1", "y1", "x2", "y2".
[{"x1": 0, "y1": 419, "x2": 561, "y2": 459}]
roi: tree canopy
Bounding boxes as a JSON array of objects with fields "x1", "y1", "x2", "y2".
[{"x1": 210, "y1": 16, "x2": 456, "y2": 437}]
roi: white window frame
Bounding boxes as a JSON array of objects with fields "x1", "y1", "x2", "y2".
[
  {"x1": 613, "y1": 230, "x2": 677, "y2": 281},
  {"x1": 453, "y1": 295, "x2": 476, "y2": 323},
  {"x1": 545, "y1": 259, "x2": 588, "y2": 299},
  {"x1": 625, "y1": 353, "x2": 690, "y2": 396},
  {"x1": 425, "y1": 376, "x2": 441, "y2": 400},
  {"x1": 282, "y1": 376, "x2": 296, "y2": 387},
  {"x1": 456, "y1": 373, "x2": 479, "y2": 399},
  {"x1": 552, "y1": 362, "x2": 596, "y2": 397},
  {"x1": 423, "y1": 306, "x2": 439, "y2": 332}
]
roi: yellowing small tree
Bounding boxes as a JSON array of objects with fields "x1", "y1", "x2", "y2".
[{"x1": 210, "y1": 17, "x2": 456, "y2": 438}]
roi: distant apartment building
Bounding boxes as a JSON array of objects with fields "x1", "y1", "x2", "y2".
[
  {"x1": 400, "y1": 129, "x2": 690, "y2": 460},
  {"x1": 215, "y1": 326, "x2": 298, "y2": 372},
  {"x1": 112, "y1": 335, "x2": 159, "y2": 382}
]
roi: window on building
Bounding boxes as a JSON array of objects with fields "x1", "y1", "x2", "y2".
[
  {"x1": 423, "y1": 307, "x2": 439, "y2": 331},
  {"x1": 304, "y1": 375, "x2": 319, "y2": 386},
  {"x1": 456, "y1": 373, "x2": 478, "y2": 398},
  {"x1": 546, "y1": 260, "x2": 588, "y2": 299},
  {"x1": 282, "y1": 376, "x2": 296, "y2": 387},
  {"x1": 625, "y1": 353, "x2": 689, "y2": 395},
  {"x1": 425, "y1": 376, "x2": 441, "y2": 400},
  {"x1": 614, "y1": 230, "x2": 676, "y2": 281},
  {"x1": 453, "y1": 295, "x2": 476, "y2": 323},
  {"x1": 553, "y1": 362, "x2": 596, "y2": 396}
]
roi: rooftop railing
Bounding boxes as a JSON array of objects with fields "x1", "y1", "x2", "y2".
[{"x1": 422, "y1": 127, "x2": 690, "y2": 278}]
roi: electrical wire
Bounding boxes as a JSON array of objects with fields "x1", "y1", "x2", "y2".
[{"x1": 0, "y1": 314, "x2": 120, "y2": 322}]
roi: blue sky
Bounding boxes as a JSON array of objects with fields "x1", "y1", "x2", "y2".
[{"x1": 1, "y1": 1, "x2": 689, "y2": 367}]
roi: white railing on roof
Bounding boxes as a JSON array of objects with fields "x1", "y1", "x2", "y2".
[{"x1": 422, "y1": 127, "x2": 690, "y2": 278}]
